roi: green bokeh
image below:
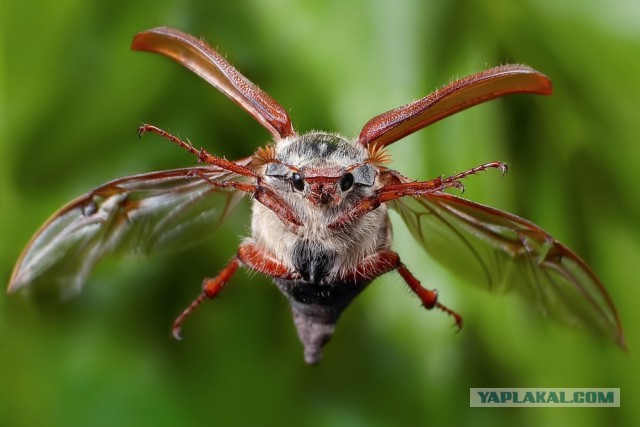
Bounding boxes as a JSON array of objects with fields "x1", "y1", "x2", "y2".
[{"x1": 1, "y1": 1, "x2": 639, "y2": 426}]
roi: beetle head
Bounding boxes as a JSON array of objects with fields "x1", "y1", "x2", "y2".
[{"x1": 263, "y1": 132, "x2": 378, "y2": 208}]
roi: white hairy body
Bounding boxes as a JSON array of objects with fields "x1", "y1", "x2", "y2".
[{"x1": 249, "y1": 132, "x2": 391, "y2": 282}]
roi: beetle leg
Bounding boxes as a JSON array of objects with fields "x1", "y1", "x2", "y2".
[
  {"x1": 328, "y1": 176, "x2": 453, "y2": 230},
  {"x1": 329, "y1": 161, "x2": 507, "y2": 230},
  {"x1": 396, "y1": 262, "x2": 463, "y2": 330},
  {"x1": 252, "y1": 185, "x2": 304, "y2": 232},
  {"x1": 444, "y1": 161, "x2": 508, "y2": 183},
  {"x1": 337, "y1": 249, "x2": 400, "y2": 282},
  {"x1": 172, "y1": 257, "x2": 241, "y2": 340},
  {"x1": 138, "y1": 123, "x2": 257, "y2": 178},
  {"x1": 187, "y1": 169, "x2": 304, "y2": 234},
  {"x1": 139, "y1": 124, "x2": 303, "y2": 232},
  {"x1": 172, "y1": 242, "x2": 299, "y2": 341},
  {"x1": 237, "y1": 242, "x2": 301, "y2": 280},
  {"x1": 340, "y1": 249, "x2": 463, "y2": 330}
]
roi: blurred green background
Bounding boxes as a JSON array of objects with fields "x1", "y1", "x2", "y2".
[{"x1": 1, "y1": 0, "x2": 639, "y2": 426}]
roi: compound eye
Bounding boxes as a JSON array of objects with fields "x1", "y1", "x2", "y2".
[
  {"x1": 291, "y1": 172, "x2": 305, "y2": 191},
  {"x1": 340, "y1": 172, "x2": 354, "y2": 192}
]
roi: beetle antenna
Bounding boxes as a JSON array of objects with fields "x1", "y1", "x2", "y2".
[
  {"x1": 367, "y1": 141, "x2": 392, "y2": 166},
  {"x1": 252, "y1": 144, "x2": 277, "y2": 166}
]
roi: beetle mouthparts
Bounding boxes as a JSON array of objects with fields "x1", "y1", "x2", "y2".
[{"x1": 307, "y1": 182, "x2": 337, "y2": 206}]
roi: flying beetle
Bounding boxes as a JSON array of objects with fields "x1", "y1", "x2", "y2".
[{"x1": 9, "y1": 27, "x2": 624, "y2": 364}]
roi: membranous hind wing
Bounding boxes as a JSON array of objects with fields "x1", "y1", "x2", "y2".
[
  {"x1": 9, "y1": 166, "x2": 246, "y2": 298},
  {"x1": 391, "y1": 193, "x2": 624, "y2": 347}
]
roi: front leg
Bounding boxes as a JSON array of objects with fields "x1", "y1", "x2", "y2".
[
  {"x1": 138, "y1": 123, "x2": 258, "y2": 178},
  {"x1": 139, "y1": 124, "x2": 304, "y2": 233},
  {"x1": 189, "y1": 168, "x2": 304, "y2": 234},
  {"x1": 329, "y1": 162, "x2": 507, "y2": 230}
]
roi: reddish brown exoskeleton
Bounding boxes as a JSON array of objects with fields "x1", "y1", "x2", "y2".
[{"x1": 9, "y1": 27, "x2": 624, "y2": 364}]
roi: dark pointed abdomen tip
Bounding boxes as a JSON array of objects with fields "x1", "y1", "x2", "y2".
[
  {"x1": 305, "y1": 349, "x2": 323, "y2": 365},
  {"x1": 292, "y1": 306, "x2": 338, "y2": 365}
]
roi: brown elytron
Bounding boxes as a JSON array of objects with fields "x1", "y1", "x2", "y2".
[{"x1": 9, "y1": 27, "x2": 624, "y2": 364}]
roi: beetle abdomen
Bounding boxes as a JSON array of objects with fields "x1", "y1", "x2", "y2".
[
  {"x1": 274, "y1": 277, "x2": 371, "y2": 364},
  {"x1": 275, "y1": 278, "x2": 370, "y2": 306}
]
